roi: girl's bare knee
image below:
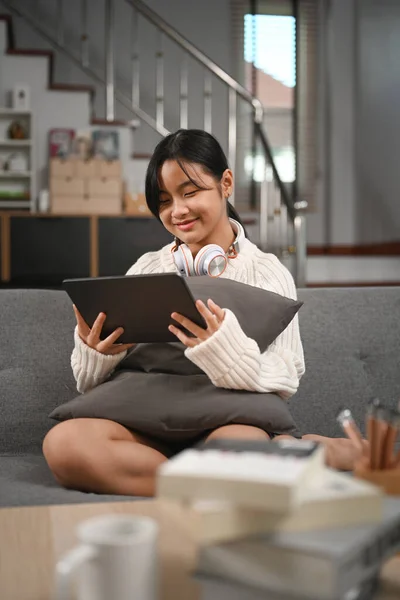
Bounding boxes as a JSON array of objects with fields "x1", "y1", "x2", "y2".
[
  {"x1": 205, "y1": 424, "x2": 270, "y2": 442},
  {"x1": 42, "y1": 420, "x2": 84, "y2": 486}
]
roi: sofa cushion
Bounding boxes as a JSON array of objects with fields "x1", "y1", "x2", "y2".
[
  {"x1": 1, "y1": 286, "x2": 400, "y2": 459},
  {"x1": 0, "y1": 290, "x2": 78, "y2": 455},
  {"x1": 290, "y1": 287, "x2": 400, "y2": 438},
  {"x1": 185, "y1": 276, "x2": 303, "y2": 351},
  {"x1": 0, "y1": 455, "x2": 139, "y2": 508}
]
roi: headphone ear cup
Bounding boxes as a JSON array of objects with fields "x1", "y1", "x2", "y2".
[
  {"x1": 194, "y1": 244, "x2": 227, "y2": 277},
  {"x1": 173, "y1": 244, "x2": 194, "y2": 276}
]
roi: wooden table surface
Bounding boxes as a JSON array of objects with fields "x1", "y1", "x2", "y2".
[
  {"x1": 0, "y1": 500, "x2": 199, "y2": 600},
  {"x1": 0, "y1": 499, "x2": 399, "y2": 600}
]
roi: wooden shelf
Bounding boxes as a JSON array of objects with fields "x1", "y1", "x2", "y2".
[
  {"x1": 0, "y1": 201, "x2": 30, "y2": 209},
  {"x1": 0, "y1": 171, "x2": 32, "y2": 178},
  {"x1": 0, "y1": 139, "x2": 31, "y2": 147},
  {"x1": 0, "y1": 108, "x2": 31, "y2": 117}
]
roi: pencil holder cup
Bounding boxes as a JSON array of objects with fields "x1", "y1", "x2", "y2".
[{"x1": 354, "y1": 466, "x2": 400, "y2": 496}]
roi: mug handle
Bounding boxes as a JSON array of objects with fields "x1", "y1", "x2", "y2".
[{"x1": 56, "y1": 544, "x2": 98, "y2": 600}]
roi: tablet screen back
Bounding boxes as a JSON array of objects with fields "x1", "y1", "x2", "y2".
[{"x1": 63, "y1": 273, "x2": 206, "y2": 343}]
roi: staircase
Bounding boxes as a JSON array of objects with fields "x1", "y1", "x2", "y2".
[{"x1": 0, "y1": 0, "x2": 307, "y2": 286}]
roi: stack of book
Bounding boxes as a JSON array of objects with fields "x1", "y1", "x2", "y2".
[{"x1": 157, "y1": 438, "x2": 400, "y2": 600}]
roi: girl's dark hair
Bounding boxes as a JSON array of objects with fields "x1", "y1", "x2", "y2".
[{"x1": 145, "y1": 129, "x2": 244, "y2": 228}]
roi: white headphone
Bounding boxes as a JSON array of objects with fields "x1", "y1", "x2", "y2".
[{"x1": 172, "y1": 218, "x2": 245, "y2": 278}]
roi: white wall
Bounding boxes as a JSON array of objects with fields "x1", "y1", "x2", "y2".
[
  {"x1": 355, "y1": 0, "x2": 400, "y2": 243},
  {"x1": 309, "y1": 0, "x2": 400, "y2": 246},
  {"x1": 308, "y1": 0, "x2": 357, "y2": 245}
]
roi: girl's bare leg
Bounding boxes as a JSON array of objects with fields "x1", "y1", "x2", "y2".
[
  {"x1": 204, "y1": 424, "x2": 270, "y2": 442},
  {"x1": 43, "y1": 418, "x2": 168, "y2": 496}
]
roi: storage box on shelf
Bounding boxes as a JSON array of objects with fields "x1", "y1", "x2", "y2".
[
  {"x1": 124, "y1": 191, "x2": 153, "y2": 216},
  {"x1": 49, "y1": 158, "x2": 122, "y2": 215},
  {"x1": 0, "y1": 108, "x2": 33, "y2": 210}
]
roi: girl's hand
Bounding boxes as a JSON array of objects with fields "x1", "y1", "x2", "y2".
[
  {"x1": 169, "y1": 299, "x2": 225, "y2": 348},
  {"x1": 73, "y1": 305, "x2": 135, "y2": 355}
]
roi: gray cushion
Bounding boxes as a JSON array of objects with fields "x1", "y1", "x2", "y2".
[
  {"x1": 289, "y1": 287, "x2": 400, "y2": 438},
  {"x1": 1, "y1": 286, "x2": 400, "y2": 460},
  {"x1": 185, "y1": 276, "x2": 303, "y2": 351},
  {"x1": 50, "y1": 279, "x2": 303, "y2": 442},
  {"x1": 0, "y1": 454, "x2": 140, "y2": 508},
  {"x1": 0, "y1": 290, "x2": 78, "y2": 455},
  {"x1": 50, "y1": 371, "x2": 301, "y2": 442}
]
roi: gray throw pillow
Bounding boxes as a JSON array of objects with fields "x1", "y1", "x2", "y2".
[
  {"x1": 185, "y1": 276, "x2": 302, "y2": 352},
  {"x1": 50, "y1": 370, "x2": 301, "y2": 442},
  {"x1": 50, "y1": 278, "x2": 303, "y2": 442}
]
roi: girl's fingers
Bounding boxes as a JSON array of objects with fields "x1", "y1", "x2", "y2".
[
  {"x1": 87, "y1": 312, "x2": 107, "y2": 344},
  {"x1": 72, "y1": 304, "x2": 91, "y2": 337},
  {"x1": 96, "y1": 327, "x2": 125, "y2": 352},
  {"x1": 168, "y1": 324, "x2": 197, "y2": 348},
  {"x1": 171, "y1": 312, "x2": 208, "y2": 340},
  {"x1": 195, "y1": 300, "x2": 220, "y2": 333},
  {"x1": 207, "y1": 298, "x2": 225, "y2": 322}
]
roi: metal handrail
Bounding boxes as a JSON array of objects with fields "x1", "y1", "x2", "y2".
[
  {"x1": 0, "y1": 0, "x2": 306, "y2": 284},
  {"x1": 255, "y1": 122, "x2": 296, "y2": 219},
  {"x1": 124, "y1": 0, "x2": 264, "y2": 123},
  {"x1": 124, "y1": 0, "x2": 296, "y2": 218}
]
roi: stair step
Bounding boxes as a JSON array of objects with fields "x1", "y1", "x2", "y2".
[
  {"x1": 7, "y1": 48, "x2": 52, "y2": 58},
  {"x1": 50, "y1": 83, "x2": 95, "y2": 96},
  {"x1": 92, "y1": 117, "x2": 140, "y2": 128},
  {"x1": 0, "y1": 14, "x2": 14, "y2": 47}
]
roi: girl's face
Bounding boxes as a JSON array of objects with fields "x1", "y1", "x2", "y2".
[{"x1": 157, "y1": 160, "x2": 233, "y2": 253}]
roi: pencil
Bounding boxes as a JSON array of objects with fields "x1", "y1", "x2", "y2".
[
  {"x1": 381, "y1": 409, "x2": 400, "y2": 469},
  {"x1": 336, "y1": 408, "x2": 364, "y2": 452},
  {"x1": 367, "y1": 398, "x2": 381, "y2": 470}
]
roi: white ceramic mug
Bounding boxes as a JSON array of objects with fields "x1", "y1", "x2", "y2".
[{"x1": 55, "y1": 514, "x2": 159, "y2": 600}]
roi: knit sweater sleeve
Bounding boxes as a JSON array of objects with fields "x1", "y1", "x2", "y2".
[
  {"x1": 71, "y1": 327, "x2": 127, "y2": 394},
  {"x1": 71, "y1": 246, "x2": 171, "y2": 394},
  {"x1": 184, "y1": 256, "x2": 305, "y2": 400}
]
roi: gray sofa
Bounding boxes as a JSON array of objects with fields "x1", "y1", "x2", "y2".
[{"x1": 1, "y1": 287, "x2": 399, "y2": 508}]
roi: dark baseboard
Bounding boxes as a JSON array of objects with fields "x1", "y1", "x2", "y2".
[
  {"x1": 308, "y1": 242, "x2": 400, "y2": 256},
  {"x1": 307, "y1": 281, "x2": 400, "y2": 288}
]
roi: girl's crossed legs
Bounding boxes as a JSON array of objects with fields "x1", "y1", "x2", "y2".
[{"x1": 43, "y1": 420, "x2": 366, "y2": 497}]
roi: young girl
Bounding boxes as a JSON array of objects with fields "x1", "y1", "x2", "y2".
[{"x1": 43, "y1": 129, "x2": 366, "y2": 496}]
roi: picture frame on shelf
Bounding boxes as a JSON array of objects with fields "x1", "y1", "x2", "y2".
[
  {"x1": 92, "y1": 129, "x2": 120, "y2": 161},
  {"x1": 11, "y1": 83, "x2": 30, "y2": 111},
  {"x1": 49, "y1": 128, "x2": 75, "y2": 159}
]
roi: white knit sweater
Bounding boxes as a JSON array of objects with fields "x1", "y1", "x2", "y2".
[{"x1": 71, "y1": 238, "x2": 305, "y2": 398}]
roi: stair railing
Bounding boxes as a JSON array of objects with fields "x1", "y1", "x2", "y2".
[{"x1": 0, "y1": 0, "x2": 307, "y2": 285}]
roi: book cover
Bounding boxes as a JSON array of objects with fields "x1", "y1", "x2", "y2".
[
  {"x1": 157, "y1": 439, "x2": 325, "y2": 512},
  {"x1": 188, "y1": 468, "x2": 382, "y2": 544},
  {"x1": 195, "y1": 572, "x2": 380, "y2": 600},
  {"x1": 196, "y1": 497, "x2": 400, "y2": 600}
]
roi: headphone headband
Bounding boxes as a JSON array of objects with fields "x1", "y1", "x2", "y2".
[
  {"x1": 229, "y1": 218, "x2": 245, "y2": 254},
  {"x1": 173, "y1": 217, "x2": 246, "y2": 277}
]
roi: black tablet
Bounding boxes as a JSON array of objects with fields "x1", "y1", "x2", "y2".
[{"x1": 63, "y1": 273, "x2": 207, "y2": 343}]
